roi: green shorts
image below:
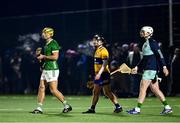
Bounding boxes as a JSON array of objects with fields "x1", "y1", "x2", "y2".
[{"x1": 142, "y1": 70, "x2": 157, "y2": 80}]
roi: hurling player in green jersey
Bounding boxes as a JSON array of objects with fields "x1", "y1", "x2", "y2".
[{"x1": 31, "y1": 27, "x2": 72, "y2": 114}]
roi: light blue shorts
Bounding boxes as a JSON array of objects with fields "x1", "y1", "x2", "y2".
[{"x1": 142, "y1": 70, "x2": 157, "y2": 80}]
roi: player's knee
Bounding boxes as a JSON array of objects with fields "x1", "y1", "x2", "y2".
[
  {"x1": 150, "y1": 86, "x2": 159, "y2": 93},
  {"x1": 150, "y1": 85, "x2": 155, "y2": 92},
  {"x1": 50, "y1": 88, "x2": 58, "y2": 95}
]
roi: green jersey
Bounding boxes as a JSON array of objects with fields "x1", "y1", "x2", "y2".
[{"x1": 43, "y1": 39, "x2": 60, "y2": 70}]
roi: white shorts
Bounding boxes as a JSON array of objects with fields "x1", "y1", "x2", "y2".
[{"x1": 40, "y1": 70, "x2": 59, "y2": 82}]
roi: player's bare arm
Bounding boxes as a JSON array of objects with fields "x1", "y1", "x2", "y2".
[{"x1": 95, "y1": 60, "x2": 108, "y2": 80}]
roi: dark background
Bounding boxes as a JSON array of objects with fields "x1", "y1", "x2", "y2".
[
  {"x1": 0, "y1": 0, "x2": 179, "y2": 51},
  {"x1": 0, "y1": 0, "x2": 180, "y2": 95}
]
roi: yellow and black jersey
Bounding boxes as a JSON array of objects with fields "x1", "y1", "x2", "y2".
[{"x1": 94, "y1": 46, "x2": 110, "y2": 74}]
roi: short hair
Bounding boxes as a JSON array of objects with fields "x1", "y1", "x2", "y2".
[{"x1": 42, "y1": 27, "x2": 54, "y2": 37}]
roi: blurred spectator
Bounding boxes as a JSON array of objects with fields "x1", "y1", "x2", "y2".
[
  {"x1": 0, "y1": 40, "x2": 174, "y2": 97},
  {"x1": 76, "y1": 46, "x2": 88, "y2": 94},
  {"x1": 1, "y1": 49, "x2": 23, "y2": 93},
  {"x1": 127, "y1": 44, "x2": 142, "y2": 68},
  {"x1": 110, "y1": 43, "x2": 130, "y2": 97},
  {"x1": 1, "y1": 50, "x2": 11, "y2": 93},
  {"x1": 62, "y1": 49, "x2": 79, "y2": 94},
  {"x1": 9, "y1": 51, "x2": 22, "y2": 93},
  {"x1": 110, "y1": 60, "x2": 126, "y2": 97},
  {"x1": 171, "y1": 48, "x2": 180, "y2": 96},
  {"x1": 127, "y1": 43, "x2": 143, "y2": 96},
  {"x1": 121, "y1": 44, "x2": 129, "y2": 62}
]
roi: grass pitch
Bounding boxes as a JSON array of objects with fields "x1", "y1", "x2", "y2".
[{"x1": 0, "y1": 95, "x2": 180, "y2": 122}]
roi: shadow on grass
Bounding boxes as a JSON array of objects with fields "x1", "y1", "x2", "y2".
[
  {"x1": 142, "y1": 113, "x2": 180, "y2": 118},
  {"x1": 43, "y1": 111, "x2": 128, "y2": 118},
  {"x1": 43, "y1": 112, "x2": 75, "y2": 117},
  {"x1": 83, "y1": 112, "x2": 128, "y2": 117}
]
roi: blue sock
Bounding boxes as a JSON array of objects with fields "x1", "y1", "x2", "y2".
[{"x1": 115, "y1": 103, "x2": 121, "y2": 108}]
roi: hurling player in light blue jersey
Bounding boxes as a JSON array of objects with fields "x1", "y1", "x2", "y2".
[{"x1": 127, "y1": 26, "x2": 172, "y2": 115}]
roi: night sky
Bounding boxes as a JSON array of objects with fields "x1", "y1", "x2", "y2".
[
  {"x1": 0, "y1": 0, "x2": 101, "y2": 18},
  {"x1": 0, "y1": 0, "x2": 179, "y2": 51},
  {"x1": 0, "y1": 0, "x2": 172, "y2": 18}
]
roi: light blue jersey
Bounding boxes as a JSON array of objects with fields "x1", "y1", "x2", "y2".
[
  {"x1": 142, "y1": 40, "x2": 154, "y2": 56},
  {"x1": 138, "y1": 38, "x2": 166, "y2": 80}
]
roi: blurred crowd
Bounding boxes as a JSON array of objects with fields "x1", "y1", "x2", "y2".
[{"x1": 0, "y1": 40, "x2": 180, "y2": 97}]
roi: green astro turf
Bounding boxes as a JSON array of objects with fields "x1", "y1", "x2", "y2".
[{"x1": 0, "y1": 95, "x2": 180, "y2": 123}]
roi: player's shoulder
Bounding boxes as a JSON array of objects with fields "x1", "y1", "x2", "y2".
[
  {"x1": 101, "y1": 46, "x2": 108, "y2": 52},
  {"x1": 99, "y1": 47, "x2": 108, "y2": 54},
  {"x1": 50, "y1": 39, "x2": 59, "y2": 46},
  {"x1": 149, "y1": 38, "x2": 158, "y2": 46},
  {"x1": 51, "y1": 39, "x2": 58, "y2": 43},
  {"x1": 101, "y1": 47, "x2": 109, "y2": 56},
  {"x1": 149, "y1": 38, "x2": 157, "y2": 43},
  {"x1": 149, "y1": 38, "x2": 159, "y2": 50}
]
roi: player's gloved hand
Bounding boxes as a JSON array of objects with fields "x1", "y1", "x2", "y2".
[
  {"x1": 163, "y1": 66, "x2": 169, "y2": 76},
  {"x1": 131, "y1": 66, "x2": 138, "y2": 74}
]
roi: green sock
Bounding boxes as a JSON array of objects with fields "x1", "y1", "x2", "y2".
[
  {"x1": 137, "y1": 103, "x2": 142, "y2": 109},
  {"x1": 63, "y1": 100, "x2": 67, "y2": 106},
  {"x1": 162, "y1": 100, "x2": 168, "y2": 106},
  {"x1": 37, "y1": 103, "x2": 42, "y2": 107},
  {"x1": 37, "y1": 103, "x2": 43, "y2": 110}
]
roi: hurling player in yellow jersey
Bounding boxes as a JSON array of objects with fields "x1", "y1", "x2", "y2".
[
  {"x1": 83, "y1": 35, "x2": 122, "y2": 113},
  {"x1": 31, "y1": 27, "x2": 72, "y2": 114}
]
